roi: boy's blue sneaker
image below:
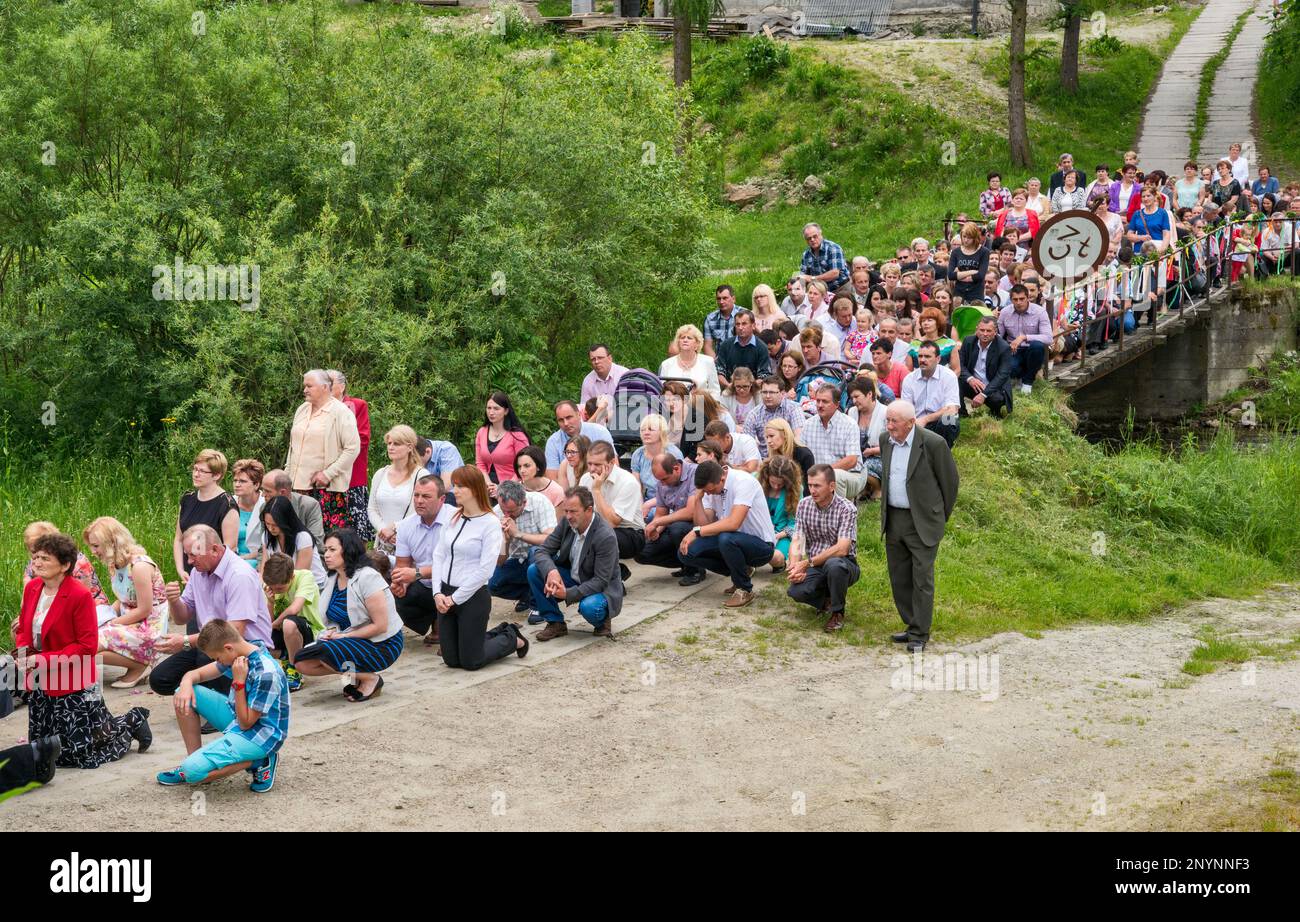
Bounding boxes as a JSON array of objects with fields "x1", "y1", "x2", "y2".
[
  {"x1": 287, "y1": 671, "x2": 303, "y2": 693},
  {"x1": 250, "y1": 752, "x2": 278, "y2": 793},
  {"x1": 156, "y1": 768, "x2": 185, "y2": 786}
]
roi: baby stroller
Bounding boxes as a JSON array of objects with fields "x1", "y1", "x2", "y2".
[
  {"x1": 607, "y1": 369, "x2": 666, "y2": 457},
  {"x1": 795, "y1": 361, "x2": 856, "y2": 413}
]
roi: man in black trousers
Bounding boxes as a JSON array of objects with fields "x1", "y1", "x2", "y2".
[
  {"x1": 957, "y1": 316, "x2": 1013, "y2": 418},
  {"x1": 879, "y1": 399, "x2": 960, "y2": 652}
]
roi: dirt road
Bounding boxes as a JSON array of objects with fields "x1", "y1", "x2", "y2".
[{"x1": 3, "y1": 573, "x2": 1297, "y2": 831}]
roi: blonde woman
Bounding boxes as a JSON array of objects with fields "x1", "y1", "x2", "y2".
[
  {"x1": 173, "y1": 448, "x2": 238, "y2": 582},
  {"x1": 84, "y1": 517, "x2": 168, "y2": 689},
  {"x1": 368, "y1": 424, "x2": 424, "y2": 556},
  {"x1": 629, "y1": 413, "x2": 683, "y2": 519},
  {"x1": 750, "y1": 283, "x2": 787, "y2": 332},
  {"x1": 763, "y1": 418, "x2": 815, "y2": 494},
  {"x1": 660, "y1": 324, "x2": 721, "y2": 397}
]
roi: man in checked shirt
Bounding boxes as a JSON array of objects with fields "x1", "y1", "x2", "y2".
[{"x1": 786, "y1": 464, "x2": 861, "y2": 633}]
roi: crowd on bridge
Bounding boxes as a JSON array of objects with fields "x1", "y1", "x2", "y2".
[{"x1": 2, "y1": 141, "x2": 1292, "y2": 800}]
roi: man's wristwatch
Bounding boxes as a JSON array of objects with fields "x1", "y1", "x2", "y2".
[
  {"x1": 182, "y1": 636, "x2": 191, "y2": 651},
  {"x1": 693, "y1": 526, "x2": 702, "y2": 536}
]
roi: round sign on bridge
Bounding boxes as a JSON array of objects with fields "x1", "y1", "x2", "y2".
[{"x1": 1031, "y1": 210, "x2": 1109, "y2": 282}]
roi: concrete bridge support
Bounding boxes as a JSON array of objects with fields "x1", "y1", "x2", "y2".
[{"x1": 1070, "y1": 284, "x2": 1298, "y2": 425}]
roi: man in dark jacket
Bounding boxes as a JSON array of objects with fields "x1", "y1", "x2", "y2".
[
  {"x1": 880, "y1": 400, "x2": 960, "y2": 652},
  {"x1": 527, "y1": 487, "x2": 625, "y2": 641},
  {"x1": 957, "y1": 316, "x2": 1013, "y2": 417}
]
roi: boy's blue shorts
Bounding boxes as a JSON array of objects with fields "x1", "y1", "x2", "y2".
[{"x1": 178, "y1": 685, "x2": 272, "y2": 783}]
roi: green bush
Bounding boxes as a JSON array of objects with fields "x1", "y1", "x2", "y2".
[
  {"x1": 1084, "y1": 33, "x2": 1126, "y2": 57},
  {"x1": 743, "y1": 36, "x2": 791, "y2": 80},
  {"x1": 0, "y1": 0, "x2": 715, "y2": 460}
]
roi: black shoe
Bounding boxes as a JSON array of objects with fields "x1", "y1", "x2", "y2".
[
  {"x1": 513, "y1": 599, "x2": 530, "y2": 613},
  {"x1": 670, "y1": 569, "x2": 686, "y2": 578},
  {"x1": 619, "y1": 563, "x2": 631, "y2": 582},
  {"x1": 891, "y1": 632, "x2": 910, "y2": 643},
  {"x1": 200, "y1": 719, "x2": 219, "y2": 735},
  {"x1": 131, "y1": 710, "x2": 153, "y2": 754},
  {"x1": 678, "y1": 571, "x2": 705, "y2": 587},
  {"x1": 514, "y1": 624, "x2": 530, "y2": 659},
  {"x1": 906, "y1": 641, "x2": 927, "y2": 653},
  {"x1": 31, "y1": 735, "x2": 61, "y2": 785}
]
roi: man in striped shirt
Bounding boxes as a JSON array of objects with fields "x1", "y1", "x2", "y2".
[{"x1": 786, "y1": 464, "x2": 861, "y2": 633}]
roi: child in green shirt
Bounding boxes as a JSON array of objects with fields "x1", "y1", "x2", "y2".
[{"x1": 263, "y1": 553, "x2": 323, "y2": 692}]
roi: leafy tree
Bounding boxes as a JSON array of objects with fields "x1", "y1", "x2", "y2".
[
  {"x1": 667, "y1": 0, "x2": 726, "y2": 87},
  {"x1": 0, "y1": 0, "x2": 715, "y2": 461},
  {"x1": 1008, "y1": 0, "x2": 1033, "y2": 166}
]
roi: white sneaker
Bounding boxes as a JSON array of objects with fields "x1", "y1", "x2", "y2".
[{"x1": 1020, "y1": 384, "x2": 1033, "y2": 395}]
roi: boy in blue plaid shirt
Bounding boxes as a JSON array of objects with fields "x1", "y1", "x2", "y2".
[{"x1": 156, "y1": 619, "x2": 290, "y2": 793}]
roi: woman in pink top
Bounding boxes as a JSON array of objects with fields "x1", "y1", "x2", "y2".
[{"x1": 474, "y1": 391, "x2": 531, "y2": 500}]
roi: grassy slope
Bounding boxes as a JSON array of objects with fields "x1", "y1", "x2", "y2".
[
  {"x1": 1255, "y1": 7, "x2": 1300, "y2": 181},
  {"x1": 693, "y1": 4, "x2": 1199, "y2": 276},
  {"x1": 749, "y1": 388, "x2": 1300, "y2": 649}
]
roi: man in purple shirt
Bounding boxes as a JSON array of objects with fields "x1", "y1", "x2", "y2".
[
  {"x1": 579, "y1": 343, "x2": 628, "y2": 405},
  {"x1": 151, "y1": 525, "x2": 274, "y2": 698},
  {"x1": 997, "y1": 284, "x2": 1053, "y2": 394}
]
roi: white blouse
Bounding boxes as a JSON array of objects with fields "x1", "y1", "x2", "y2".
[
  {"x1": 368, "y1": 465, "x2": 421, "y2": 534},
  {"x1": 428, "y1": 512, "x2": 503, "y2": 605},
  {"x1": 659, "y1": 354, "x2": 721, "y2": 397}
]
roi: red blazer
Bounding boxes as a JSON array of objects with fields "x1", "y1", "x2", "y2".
[
  {"x1": 343, "y1": 396, "x2": 371, "y2": 489},
  {"x1": 15, "y1": 577, "x2": 99, "y2": 696},
  {"x1": 474, "y1": 427, "x2": 530, "y2": 484}
]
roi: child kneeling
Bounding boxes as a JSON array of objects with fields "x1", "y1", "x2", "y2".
[{"x1": 156, "y1": 620, "x2": 290, "y2": 793}]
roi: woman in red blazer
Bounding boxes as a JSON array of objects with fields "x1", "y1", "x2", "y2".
[
  {"x1": 330, "y1": 369, "x2": 374, "y2": 543},
  {"x1": 474, "y1": 391, "x2": 532, "y2": 500},
  {"x1": 16, "y1": 532, "x2": 152, "y2": 769}
]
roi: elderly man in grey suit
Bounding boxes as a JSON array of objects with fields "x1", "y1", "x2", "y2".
[
  {"x1": 879, "y1": 399, "x2": 959, "y2": 652},
  {"x1": 527, "y1": 486, "x2": 625, "y2": 642}
]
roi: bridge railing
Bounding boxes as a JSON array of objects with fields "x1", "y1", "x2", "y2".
[{"x1": 1035, "y1": 216, "x2": 1297, "y2": 373}]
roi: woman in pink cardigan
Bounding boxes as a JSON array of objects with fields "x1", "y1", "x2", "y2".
[{"x1": 475, "y1": 391, "x2": 532, "y2": 500}]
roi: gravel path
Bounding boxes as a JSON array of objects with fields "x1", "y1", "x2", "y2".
[{"x1": 4, "y1": 570, "x2": 1297, "y2": 830}]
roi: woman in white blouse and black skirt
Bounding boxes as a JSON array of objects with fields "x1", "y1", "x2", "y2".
[{"x1": 431, "y1": 466, "x2": 529, "y2": 670}]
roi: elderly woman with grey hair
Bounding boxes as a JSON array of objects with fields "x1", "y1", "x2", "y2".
[{"x1": 286, "y1": 369, "x2": 362, "y2": 532}]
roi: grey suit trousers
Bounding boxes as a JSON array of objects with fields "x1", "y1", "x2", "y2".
[{"x1": 884, "y1": 506, "x2": 939, "y2": 642}]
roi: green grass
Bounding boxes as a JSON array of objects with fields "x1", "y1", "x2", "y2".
[
  {"x1": 755, "y1": 387, "x2": 1300, "y2": 648},
  {"x1": 1182, "y1": 627, "x2": 1258, "y2": 675},
  {"x1": 1256, "y1": 0, "x2": 1300, "y2": 180},
  {"x1": 1190, "y1": 5, "x2": 1252, "y2": 160},
  {"x1": 537, "y1": 0, "x2": 571, "y2": 16},
  {"x1": 1155, "y1": 751, "x2": 1300, "y2": 830}
]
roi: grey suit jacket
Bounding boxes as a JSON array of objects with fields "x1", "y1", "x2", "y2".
[
  {"x1": 533, "y1": 512, "x2": 625, "y2": 617},
  {"x1": 290, "y1": 492, "x2": 325, "y2": 552},
  {"x1": 879, "y1": 424, "x2": 959, "y2": 547}
]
